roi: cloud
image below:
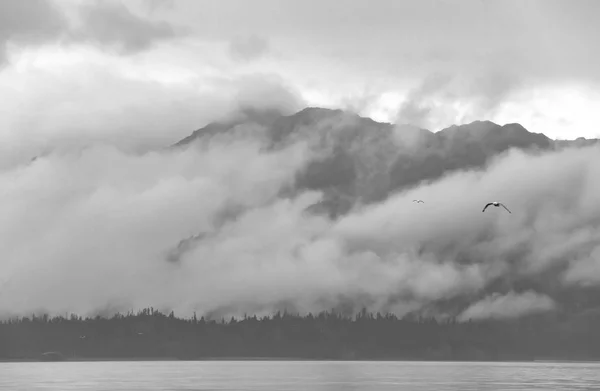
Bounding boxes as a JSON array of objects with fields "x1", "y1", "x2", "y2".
[
  {"x1": 172, "y1": 0, "x2": 600, "y2": 86},
  {"x1": 0, "y1": 53, "x2": 305, "y2": 170},
  {"x1": 142, "y1": 0, "x2": 177, "y2": 15},
  {"x1": 3, "y1": 0, "x2": 600, "y2": 323},
  {"x1": 396, "y1": 73, "x2": 454, "y2": 129},
  {"x1": 151, "y1": 0, "x2": 600, "y2": 139},
  {"x1": 0, "y1": 0, "x2": 186, "y2": 66},
  {"x1": 395, "y1": 71, "x2": 525, "y2": 130},
  {"x1": 0, "y1": 64, "x2": 216, "y2": 168},
  {"x1": 229, "y1": 34, "x2": 270, "y2": 63},
  {"x1": 3, "y1": 0, "x2": 599, "y2": 144},
  {"x1": 457, "y1": 291, "x2": 557, "y2": 321},
  {"x1": 3, "y1": 117, "x2": 600, "y2": 321},
  {"x1": 71, "y1": 1, "x2": 185, "y2": 55},
  {"x1": 562, "y1": 246, "x2": 600, "y2": 287},
  {"x1": 229, "y1": 73, "x2": 305, "y2": 115},
  {"x1": 0, "y1": 136, "x2": 313, "y2": 318},
  {"x1": 0, "y1": 0, "x2": 69, "y2": 65}
]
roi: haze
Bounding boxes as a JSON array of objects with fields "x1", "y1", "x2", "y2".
[{"x1": 1, "y1": 0, "x2": 600, "y2": 322}]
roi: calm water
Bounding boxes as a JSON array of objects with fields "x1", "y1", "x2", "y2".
[{"x1": 0, "y1": 361, "x2": 599, "y2": 390}]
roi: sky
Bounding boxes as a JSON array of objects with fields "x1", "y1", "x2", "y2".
[
  {"x1": 1, "y1": 0, "x2": 600, "y2": 320},
  {"x1": 1, "y1": 0, "x2": 600, "y2": 164}
]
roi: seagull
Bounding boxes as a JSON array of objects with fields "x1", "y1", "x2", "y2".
[
  {"x1": 482, "y1": 201, "x2": 511, "y2": 213},
  {"x1": 413, "y1": 199, "x2": 424, "y2": 203}
]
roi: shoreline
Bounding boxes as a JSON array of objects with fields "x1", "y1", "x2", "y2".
[{"x1": 2, "y1": 357, "x2": 600, "y2": 364}]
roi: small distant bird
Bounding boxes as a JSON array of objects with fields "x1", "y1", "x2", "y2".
[
  {"x1": 413, "y1": 199, "x2": 424, "y2": 203},
  {"x1": 482, "y1": 201, "x2": 511, "y2": 213}
]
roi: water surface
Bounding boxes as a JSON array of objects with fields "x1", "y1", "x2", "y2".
[{"x1": 1, "y1": 361, "x2": 598, "y2": 390}]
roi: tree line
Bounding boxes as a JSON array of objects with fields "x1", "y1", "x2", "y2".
[{"x1": 1, "y1": 307, "x2": 599, "y2": 361}]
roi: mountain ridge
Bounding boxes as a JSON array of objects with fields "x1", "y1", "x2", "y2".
[
  {"x1": 174, "y1": 107, "x2": 595, "y2": 148},
  {"x1": 172, "y1": 107, "x2": 598, "y2": 219}
]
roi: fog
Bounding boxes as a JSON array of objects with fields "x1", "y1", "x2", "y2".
[
  {"x1": 1, "y1": 108, "x2": 600, "y2": 321},
  {"x1": 2, "y1": 0, "x2": 600, "y2": 322}
]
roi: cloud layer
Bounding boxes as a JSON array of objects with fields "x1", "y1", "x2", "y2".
[
  {"x1": 0, "y1": 0, "x2": 185, "y2": 65},
  {"x1": 2, "y1": 0, "x2": 600, "y2": 321},
  {"x1": 457, "y1": 291, "x2": 557, "y2": 321},
  {"x1": 2, "y1": 108, "x2": 600, "y2": 322}
]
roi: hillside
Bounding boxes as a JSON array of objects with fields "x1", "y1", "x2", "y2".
[
  {"x1": 173, "y1": 107, "x2": 592, "y2": 218},
  {"x1": 3, "y1": 308, "x2": 600, "y2": 361}
]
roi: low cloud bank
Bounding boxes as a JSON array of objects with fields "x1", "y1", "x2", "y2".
[{"x1": 1, "y1": 111, "x2": 600, "y2": 321}]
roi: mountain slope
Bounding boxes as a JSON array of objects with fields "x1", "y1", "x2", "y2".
[
  {"x1": 166, "y1": 107, "x2": 600, "y2": 319},
  {"x1": 173, "y1": 107, "x2": 596, "y2": 219}
]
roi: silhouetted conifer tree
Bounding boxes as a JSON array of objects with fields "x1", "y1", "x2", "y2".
[{"x1": 0, "y1": 308, "x2": 597, "y2": 361}]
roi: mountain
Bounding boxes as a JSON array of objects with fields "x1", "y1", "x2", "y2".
[
  {"x1": 555, "y1": 136, "x2": 600, "y2": 148},
  {"x1": 173, "y1": 107, "x2": 594, "y2": 219}
]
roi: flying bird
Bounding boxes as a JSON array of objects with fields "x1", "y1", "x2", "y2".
[
  {"x1": 413, "y1": 199, "x2": 424, "y2": 203},
  {"x1": 482, "y1": 201, "x2": 511, "y2": 213}
]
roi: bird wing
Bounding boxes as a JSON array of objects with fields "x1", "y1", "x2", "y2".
[
  {"x1": 500, "y1": 203, "x2": 512, "y2": 213},
  {"x1": 482, "y1": 202, "x2": 493, "y2": 212}
]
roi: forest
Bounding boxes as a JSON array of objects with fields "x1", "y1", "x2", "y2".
[{"x1": 2, "y1": 308, "x2": 600, "y2": 362}]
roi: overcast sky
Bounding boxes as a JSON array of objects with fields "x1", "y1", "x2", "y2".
[
  {"x1": 1, "y1": 0, "x2": 599, "y2": 165},
  {"x1": 2, "y1": 0, "x2": 600, "y2": 320}
]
